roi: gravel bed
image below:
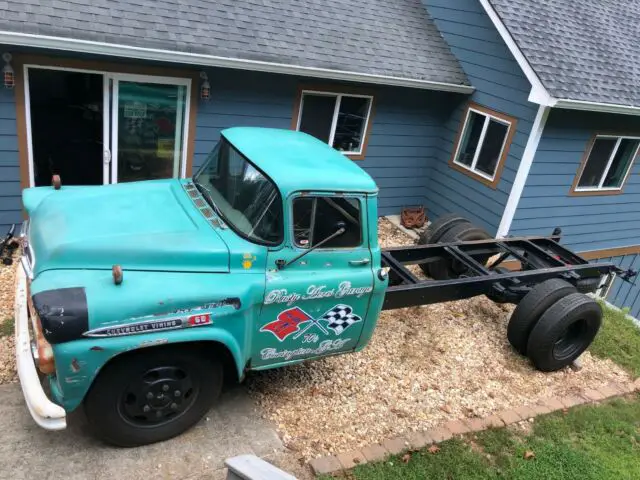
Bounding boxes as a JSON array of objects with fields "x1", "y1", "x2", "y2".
[
  {"x1": 248, "y1": 218, "x2": 632, "y2": 460},
  {"x1": 0, "y1": 244, "x2": 19, "y2": 385}
]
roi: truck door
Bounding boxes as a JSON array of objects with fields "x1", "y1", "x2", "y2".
[{"x1": 254, "y1": 194, "x2": 374, "y2": 368}]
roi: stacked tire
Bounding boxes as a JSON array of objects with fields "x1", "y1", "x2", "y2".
[
  {"x1": 419, "y1": 213, "x2": 603, "y2": 372},
  {"x1": 507, "y1": 279, "x2": 602, "y2": 371},
  {"x1": 417, "y1": 214, "x2": 492, "y2": 280}
]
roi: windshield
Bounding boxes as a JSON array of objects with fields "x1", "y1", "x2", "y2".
[{"x1": 193, "y1": 139, "x2": 283, "y2": 245}]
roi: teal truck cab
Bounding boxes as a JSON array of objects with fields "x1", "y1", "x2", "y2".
[{"x1": 14, "y1": 127, "x2": 630, "y2": 446}]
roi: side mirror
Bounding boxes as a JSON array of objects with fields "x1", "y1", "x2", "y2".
[{"x1": 334, "y1": 221, "x2": 346, "y2": 234}]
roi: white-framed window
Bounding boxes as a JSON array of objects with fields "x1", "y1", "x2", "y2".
[
  {"x1": 295, "y1": 90, "x2": 374, "y2": 156},
  {"x1": 574, "y1": 135, "x2": 640, "y2": 192},
  {"x1": 451, "y1": 105, "x2": 515, "y2": 185}
]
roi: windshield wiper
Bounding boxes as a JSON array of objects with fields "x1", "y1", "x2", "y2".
[{"x1": 193, "y1": 181, "x2": 224, "y2": 219}]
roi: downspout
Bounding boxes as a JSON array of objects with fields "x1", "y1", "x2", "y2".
[{"x1": 497, "y1": 105, "x2": 550, "y2": 237}]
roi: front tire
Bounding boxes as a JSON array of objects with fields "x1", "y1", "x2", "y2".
[{"x1": 84, "y1": 346, "x2": 222, "y2": 447}]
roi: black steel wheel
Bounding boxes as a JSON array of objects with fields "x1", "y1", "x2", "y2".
[
  {"x1": 417, "y1": 214, "x2": 471, "y2": 275},
  {"x1": 427, "y1": 222, "x2": 492, "y2": 280},
  {"x1": 84, "y1": 346, "x2": 222, "y2": 447},
  {"x1": 526, "y1": 293, "x2": 602, "y2": 372},
  {"x1": 119, "y1": 365, "x2": 198, "y2": 427},
  {"x1": 507, "y1": 278, "x2": 577, "y2": 355}
]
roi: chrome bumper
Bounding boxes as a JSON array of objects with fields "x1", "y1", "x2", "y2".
[{"x1": 14, "y1": 265, "x2": 66, "y2": 430}]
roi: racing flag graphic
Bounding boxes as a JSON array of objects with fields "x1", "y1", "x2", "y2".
[{"x1": 260, "y1": 307, "x2": 313, "y2": 341}]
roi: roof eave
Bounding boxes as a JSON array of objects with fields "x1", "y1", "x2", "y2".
[
  {"x1": 0, "y1": 30, "x2": 475, "y2": 94},
  {"x1": 479, "y1": 0, "x2": 640, "y2": 117},
  {"x1": 551, "y1": 99, "x2": 640, "y2": 117}
]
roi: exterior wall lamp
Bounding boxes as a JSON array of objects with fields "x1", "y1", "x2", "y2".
[
  {"x1": 2, "y1": 53, "x2": 14, "y2": 89},
  {"x1": 200, "y1": 71, "x2": 210, "y2": 101}
]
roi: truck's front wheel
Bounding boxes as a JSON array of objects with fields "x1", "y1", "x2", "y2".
[{"x1": 84, "y1": 346, "x2": 222, "y2": 447}]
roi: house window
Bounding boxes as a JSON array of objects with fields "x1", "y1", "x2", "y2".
[
  {"x1": 573, "y1": 135, "x2": 640, "y2": 193},
  {"x1": 450, "y1": 104, "x2": 516, "y2": 188},
  {"x1": 294, "y1": 89, "x2": 374, "y2": 158}
]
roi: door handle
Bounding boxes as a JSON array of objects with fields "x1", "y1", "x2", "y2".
[{"x1": 349, "y1": 258, "x2": 370, "y2": 266}]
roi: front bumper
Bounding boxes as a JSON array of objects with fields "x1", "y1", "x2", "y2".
[{"x1": 14, "y1": 265, "x2": 67, "y2": 430}]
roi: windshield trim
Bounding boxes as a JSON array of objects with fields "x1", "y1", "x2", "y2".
[{"x1": 193, "y1": 136, "x2": 284, "y2": 247}]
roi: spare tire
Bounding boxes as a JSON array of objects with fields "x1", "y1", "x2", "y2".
[
  {"x1": 427, "y1": 222, "x2": 492, "y2": 280},
  {"x1": 526, "y1": 293, "x2": 602, "y2": 372},
  {"x1": 418, "y1": 213, "x2": 471, "y2": 246},
  {"x1": 418, "y1": 214, "x2": 471, "y2": 275},
  {"x1": 507, "y1": 278, "x2": 577, "y2": 355}
]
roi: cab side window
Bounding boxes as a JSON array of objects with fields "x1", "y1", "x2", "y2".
[{"x1": 293, "y1": 197, "x2": 362, "y2": 248}]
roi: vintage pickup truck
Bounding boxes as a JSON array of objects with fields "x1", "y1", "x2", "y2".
[{"x1": 14, "y1": 127, "x2": 630, "y2": 446}]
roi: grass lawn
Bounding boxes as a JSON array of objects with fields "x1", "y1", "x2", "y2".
[
  {"x1": 327, "y1": 394, "x2": 640, "y2": 480},
  {"x1": 590, "y1": 302, "x2": 640, "y2": 377}
]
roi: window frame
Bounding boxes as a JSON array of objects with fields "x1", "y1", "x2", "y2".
[
  {"x1": 291, "y1": 85, "x2": 375, "y2": 160},
  {"x1": 570, "y1": 134, "x2": 640, "y2": 196},
  {"x1": 289, "y1": 194, "x2": 364, "y2": 250},
  {"x1": 449, "y1": 103, "x2": 517, "y2": 189},
  {"x1": 193, "y1": 137, "x2": 285, "y2": 247}
]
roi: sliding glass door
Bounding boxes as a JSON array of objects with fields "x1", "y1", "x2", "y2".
[
  {"x1": 110, "y1": 76, "x2": 189, "y2": 183},
  {"x1": 25, "y1": 66, "x2": 192, "y2": 187}
]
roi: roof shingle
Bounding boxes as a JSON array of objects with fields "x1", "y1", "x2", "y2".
[
  {"x1": 0, "y1": 0, "x2": 470, "y2": 87},
  {"x1": 488, "y1": 0, "x2": 640, "y2": 108}
]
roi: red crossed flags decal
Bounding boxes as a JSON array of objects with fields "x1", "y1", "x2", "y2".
[{"x1": 260, "y1": 307, "x2": 313, "y2": 341}]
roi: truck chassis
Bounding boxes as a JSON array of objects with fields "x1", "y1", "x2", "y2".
[{"x1": 381, "y1": 233, "x2": 630, "y2": 310}]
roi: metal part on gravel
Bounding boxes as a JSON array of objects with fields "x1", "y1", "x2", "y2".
[{"x1": 247, "y1": 218, "x2": 632, "y2": 460}]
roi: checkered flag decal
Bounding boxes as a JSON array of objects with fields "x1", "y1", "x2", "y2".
[{"x1": 322, "y1": 304, "x2": 362, "y2": 335}]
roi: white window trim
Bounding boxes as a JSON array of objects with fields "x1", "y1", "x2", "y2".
[
  {"x1": 296, "y1": 90, "x2": 374, "y2": 156},
  {"x1": 575, "y1": 135, "x2": 640, "y2": 192},
  {"x1": 452, "y1": 107, "x2": 513, "y2": 182}
]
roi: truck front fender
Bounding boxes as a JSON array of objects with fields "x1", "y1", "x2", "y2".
[{"x1": 52, "y1": 326, "x2": 245, "y2": 412}]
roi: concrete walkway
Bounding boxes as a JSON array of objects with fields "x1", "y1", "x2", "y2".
[{"x1": 0, "y1": 383, "x2": 283, "y2": 480}]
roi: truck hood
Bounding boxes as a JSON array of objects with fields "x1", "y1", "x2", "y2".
[{"x1": 24, "y1": 180, "x2": 230, "y2": 275}]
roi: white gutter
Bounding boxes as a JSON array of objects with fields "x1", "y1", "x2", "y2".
[
  {"x1": 0, "y1": 31, "x2": 475, "y2": 93},
  {"x1": 497, "y1": 105, "x2": 550, "y2": 237},
  {"x1": 552, "y1": 98, "x2": 640, "y2": 117}
]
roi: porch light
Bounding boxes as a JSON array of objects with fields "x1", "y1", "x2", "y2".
[
  {"x1": 200, "y1": 71, "x2": 211, "y2": 101},
  {"x1": 2, "y1": 53, "x2": 14, "y2": 89}
]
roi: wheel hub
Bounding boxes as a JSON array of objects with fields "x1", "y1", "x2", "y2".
[{"x1": 119, "y1": 366, "x2": 197, "y2": 426}]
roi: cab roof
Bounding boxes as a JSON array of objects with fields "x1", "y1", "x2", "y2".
[{"x1": 221, "y1": 127, "x2": 378, "y2": 197}]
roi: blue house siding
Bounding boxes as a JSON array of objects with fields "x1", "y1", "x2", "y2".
[
  {"x1": 0, "y1": 84, "x2": 20, "y2": 233},
  {"x1": 0, "y1": 55, "x2": 462, "y2": 231},
  {"x1": 509, "y1": 109, "x2": 640, "y2": 252},
  {"x1": 422, "y1": 0, "x2": 538, "y2": 234},
  {"x1": 194, "y1": 67, "x2": 458, "y2": 216}
]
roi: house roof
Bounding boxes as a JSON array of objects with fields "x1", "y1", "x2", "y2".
[
  {"x1": 0, "y1": 0, "x2": 471, "y2": 92},
  {"x1": 221, "y1": 127, "x2": 378, "y2": 195},
  {"x1": 487, "y1": 0, "x2": 640, "y2": 109}
]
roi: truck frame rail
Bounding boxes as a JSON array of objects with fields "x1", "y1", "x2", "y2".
[{"x1": 381, "y1": 235, "x2": 633, "y2": 310}]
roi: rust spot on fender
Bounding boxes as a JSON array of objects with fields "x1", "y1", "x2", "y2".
[
  {"x1": 89, "y1": 346, "x2": 104, "y2": 351},
  {"x1": 70, "y1": 358, "x2": 81, "y2": 373}
]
